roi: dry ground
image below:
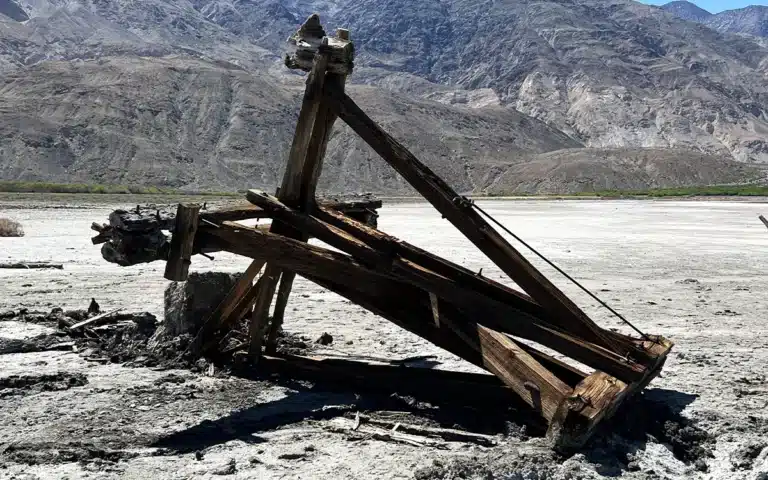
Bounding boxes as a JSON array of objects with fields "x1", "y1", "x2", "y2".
[{"x1": 0, "y1": 195, "x2": 767, "y2": 479}]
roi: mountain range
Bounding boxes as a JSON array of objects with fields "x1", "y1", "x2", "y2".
[
  {"x1": 661, "y1": 2, "x2": 768, "y2": 38},
  {"x1": 0, "y1": 0, "x2": 767, "y2": 195}
]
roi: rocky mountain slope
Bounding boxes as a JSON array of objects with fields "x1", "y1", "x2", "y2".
[
  {"x1": 662, "y1": 2, "x2": 768, "y2": 38},
  {"x1": 0, "y1": 0, "x2": 765, "y2": 194},
  {"x1": 0, "y1": 56, "x2": 582, "y2": 193},
  {"x1": 659, "y1": 1, "x2": 712, "y2": 23}
]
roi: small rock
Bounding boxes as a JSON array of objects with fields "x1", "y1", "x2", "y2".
[
  {"x1": 213, "y1": 458, "x2": 236, "y2": 475},
  {"x1": 694, "y1": 458, "x2": 708, "y2": 472},
  {"x1": 195, "y1": 451, "x2": 204, "y2": 461},
  {"x1": 316, "y1": 333, "x2": 333, "y2": 346},
  {"x1": 304, "y1": 445, "x2": 316, "y2": 452},
  {"x1": 154, "y1": 374, "x2": 186, "y2": 385},
  {"x1": 278, "y1": 452, "x2": 306, "y2": 460},
  {"x1": 249, "y1": 456, "x2": 262, "y2": 465}
]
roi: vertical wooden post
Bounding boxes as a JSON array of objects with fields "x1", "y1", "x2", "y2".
[
  {"x1": 265, "y1": 271, "x2": 296, "y2": 354},
  {"x1": 252, "y1": 16, "x2": 353, "y2": 358},
  {"x1": 249, "y1": 264, "x2": 282, "y2": 356},
  {"x1": 164, "y1": 204, "x2": 201, "y2": 281}
]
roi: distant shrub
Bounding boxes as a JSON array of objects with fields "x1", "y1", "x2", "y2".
[{"x1": 0, "y1": 218, "x2": 24, "y2": 237}]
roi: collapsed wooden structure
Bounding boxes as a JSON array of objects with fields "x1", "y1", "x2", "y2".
[{"x1": 95, "y1": 15, "x2": 673, "y2": 450}]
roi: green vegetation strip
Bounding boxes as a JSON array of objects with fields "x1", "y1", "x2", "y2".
[
  {"x1": 0, "y1": 181, "x2": 238, "y2": 196},
  {"x1": 568, "y1": 185, "x2": 768, "y2": 198},
  {"x1": 484, "y1": 185, "x2": 768, "y2": 198}
]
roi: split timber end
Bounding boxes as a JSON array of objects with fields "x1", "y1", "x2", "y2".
[{"x1": 546, "y1": 335, "x2": 674, "y2": 451}]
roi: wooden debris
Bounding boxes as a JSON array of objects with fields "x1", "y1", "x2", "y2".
[
  {"x1": 68, "y1": 308, "x2": 123, "y2": 332},
  {"x1": 353, "y1": 414, "x2": 498, "y2": 447},
  {"x1": 0, "y1": 263, "x2": 63, "y2": 270}
]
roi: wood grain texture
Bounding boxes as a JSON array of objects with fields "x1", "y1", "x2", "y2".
[{"x1": 164, "y1": 203, "x2": 200, "y2": 281}]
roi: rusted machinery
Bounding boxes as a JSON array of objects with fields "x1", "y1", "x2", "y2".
[{"x1": 95, "y1": 15, "x2": 673, "y2": 450}]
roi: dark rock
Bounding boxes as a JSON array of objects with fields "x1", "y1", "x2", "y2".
[
  {"x1": 212, "y1": 458, "x2": 236, "y2": 475},
  {"x1": 316, "y1": 333, "x2": 333, "y2": 346},
  {"x1": 732, "y1": 441, "x2": 766, "y2": 470},
  {"x1": 160, "y1": 272, "x2": 241, "y2": 338},
  {"x1": 153, "y1": 374, "x2": 186, "y2": 385}
]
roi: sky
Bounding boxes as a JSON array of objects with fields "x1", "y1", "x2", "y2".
[{"x1": 640, "y1": 0, "x2": 768, "y2": 13}]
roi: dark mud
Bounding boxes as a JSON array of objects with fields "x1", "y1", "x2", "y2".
[{"x1": 0, "y1": 372, "x2": 88, "y2": 397}]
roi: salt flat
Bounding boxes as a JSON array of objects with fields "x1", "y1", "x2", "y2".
[{"x1": 0, "y1": 198, "x2": 767, "y2": 479}]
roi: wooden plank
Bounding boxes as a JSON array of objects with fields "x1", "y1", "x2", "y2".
[
  {"x1": 437, "y1": 313, "x2": 571, "y2": 421},
  {"x1": 236, "y1": 197, "x2": 641, "y2": 380},
  {"x1": 547, "y1": 335, "x2": 674, "y2": 451},
  {"x1": 68, "y1": 308, "x2": 123, "y2": 332},
  {"x1": 278, "y1": 52, "x2": 331, "y2": 206},
  {"x1": 248, "y1": 264, "x2": 281, "y2": 356},
  {"x1": 200, "y1": 221, "x2": 642, "y2": 382},
  {"x1": 299, "y1": 73, "x2": 347, "y2": 209},
  {"x1": 248, "y1": 190, "x2": 380, "y2": 264},
  {"x1": 200, "y1": 224, "x2": 591, "y2": 394},
  {"x1": 327, "y1": 87, "x2": 633, "y2": 357},
  {"x1": 547, "y1": 372, "x2": 627, "y2": 451},
  {"x1": 316, "y1": 206, "x2": 546, "y2": 318},
  {"x1": 391, "y1": 257, "x2": 647, "y2": 383},
  {"x1": 0, "y1": 263, "x2": 64, "y2": 270},
  {"x1": 266, "y1": 271, "x2": 297, "y2": 355},
  {"x1": 194, "y1": 198, "x2": 382, "y2": 226},
  {"x1": 164, "y1": 203, "x2": 201, "y2": 281},
  {"x1": 258, "y1": 354, "x2": 535, "y2": 413},
  {"x1": 243, "y1": 50, "x2": 333, "y2": 358}
]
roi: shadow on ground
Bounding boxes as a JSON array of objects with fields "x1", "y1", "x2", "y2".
[{"x1": 583, "y1": 388, "x2": 708, "y2": 476}]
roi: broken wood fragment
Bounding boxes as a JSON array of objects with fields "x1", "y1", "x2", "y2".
[
  {"x1": 353, "y1": 414, "x2": 498, "y2": 446},
  {"x1": 68, "y1": 308, "x2": 123, "y2": 332}
]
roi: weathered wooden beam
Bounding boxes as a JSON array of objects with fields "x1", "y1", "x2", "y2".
[
  {"x1": 266, "y1": 271, "x2": 297, "y2": 354},
  {"x1": 164, "y1": 204, "x2": 201, "y2": 281},
  {"x1": 300, "y1": 73, "x2": 347, "y2": 210},
  {"x1": 391, "y1": 258, "x2": 647, "y2": 383},
  {"x1": 279, "y1": 52, "x2": 331, "y2": 206},
  {"x1": 0, "y1": 263, "x2": 64, "y2": 270},
  {"x1": 248, "y1": 265, "x2": 281, "y2": 356},
  {"x1": 248, "y1": 190, "x2": 381, "y2": 265},
  {"x1": 239, "y1": 197, "x2": 646, "y2": 382},
  {"x1": 327, "y1": 86, "x2": 635, "y2": 357},
  {"x1": 546, "y1": 334, "x2": 673, "y2": 451},
  {"x1": 258, "y1": 354, "x2": 534, "y2": 412},
  {"x1": 315, "y1": 206, "x2": 545, "y2": 318},
  {"x1": 200, "y1": 223, "x2": 587, "y2": 385},
  {"x1": 248, "y1": 24, "x2": 353, "y2": 359},
  {"x1": 243, "y1": 48, "x2": 334, "y2": 358}
]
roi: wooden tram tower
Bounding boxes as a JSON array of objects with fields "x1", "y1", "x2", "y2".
[{"x1": 105, "y1": 15, "x2": 674, "y2": 450}]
